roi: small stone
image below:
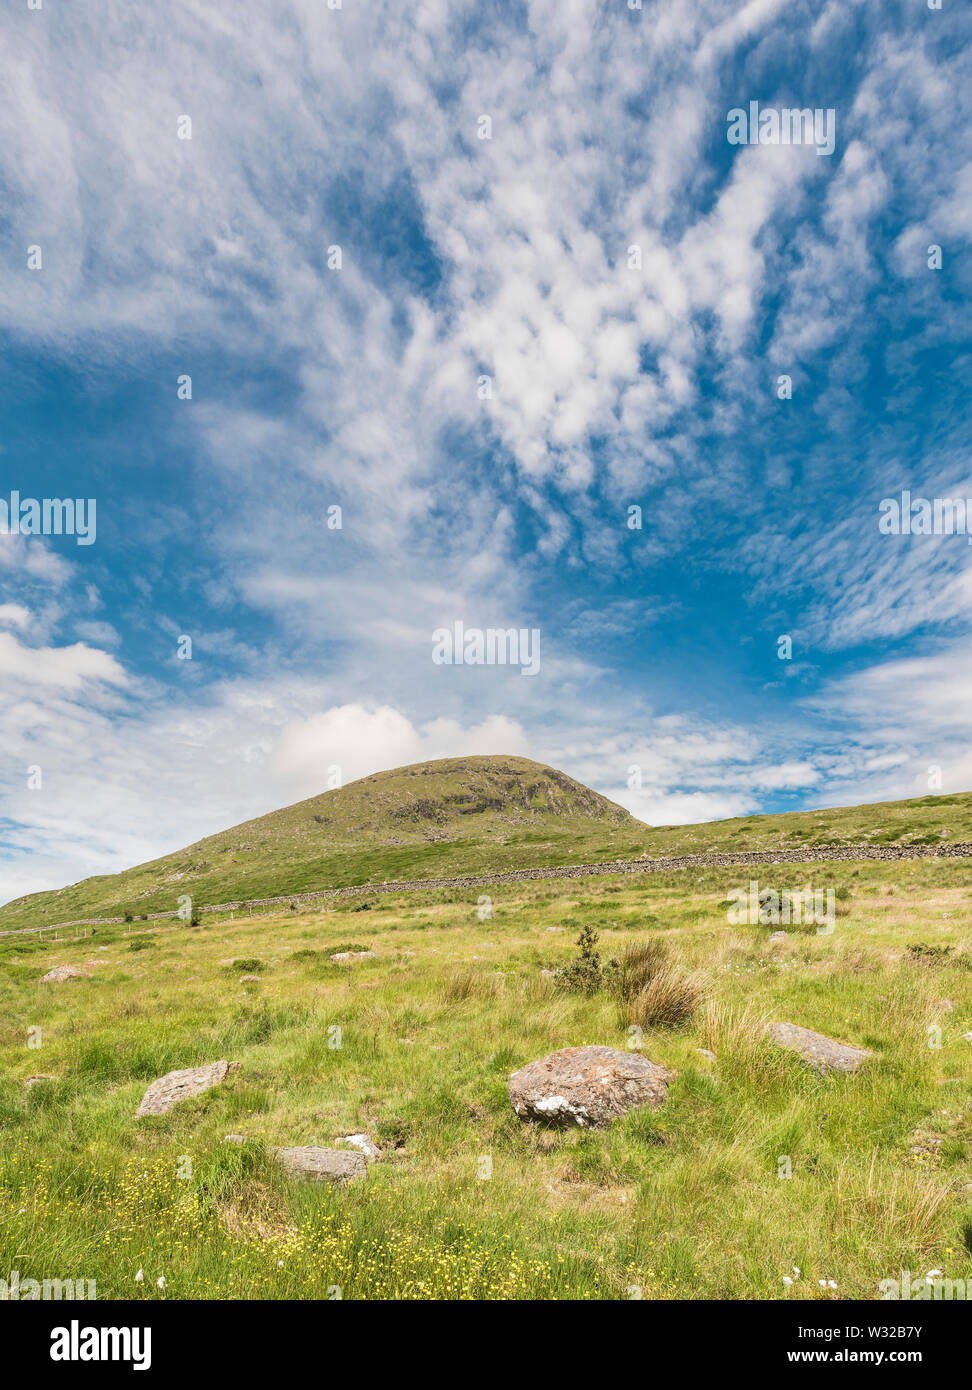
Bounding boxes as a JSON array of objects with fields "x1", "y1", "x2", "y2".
[
  {"x1": 40, "y1": 965, "x2": 86, "y2": 983},
  {"x1": 696, "y1": 1048, "x2": 717, "y2": 1062},
  {"x1": 336, "y1": 1133, "x2": 381, "y2": 1161},
  {"x1": 239, "y1": 974, "x2": 261, "y2": 983},
  {"x1": 223, "y1": 1134, "x2": 248, "y2": 1144},
  {"x1": 136, "y1": 1060, "x2": 232, "y2": 1116},
  {"x1": 273, "y1": 1146, "x2": 367, "y2": 1183},
  {"x1": 24, "y1": 1075, "x2": 55, "y2": 1087},
  {"x1": 769, "y1": 1023, "x2": 874, "y2": 1074},
  {"x1": 330, "y1": 950, "x2": 376, "y2": 963},
  {"x1": 768, "y1": 932, "x2": 788, "y2": 944}
]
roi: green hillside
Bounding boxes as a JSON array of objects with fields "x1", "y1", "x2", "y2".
[
  {"x1": 0, "y1": 756, "x2": 637, "y2": 930},
  {"x1": 2, "y1": 755, "x2": 972, "y2": 933}
]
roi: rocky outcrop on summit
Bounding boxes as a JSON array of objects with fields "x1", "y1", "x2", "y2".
[{"x1": 509, "y1": 1045, "x2": 674, "y2": 1128}]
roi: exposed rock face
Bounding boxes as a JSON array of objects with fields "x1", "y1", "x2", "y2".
[
  {"x1": 136, "y1": 1060, "x2": 231, "y2": 1116},
  {"x1": 769, "y1": 1022, "x2": 874, "y2": 1074},
  {"x1": 273, "y1": 1146, "x2": 367, "y2": 1182},
  {"x1": 41, "y1": 965, "x2": 86, "y2": 982},
  {"x1": 508, "y1": 1045, "x2": 674, "y2": 1128}
]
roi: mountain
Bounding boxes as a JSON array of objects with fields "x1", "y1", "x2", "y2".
[
  {"x1": 0, "y1": 756, "x2": 639, "y2": 928},
  {"x1": 3, "y1": 756, "x2": 971, "y2": 932}
]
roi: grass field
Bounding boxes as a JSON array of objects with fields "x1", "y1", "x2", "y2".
[{"x1": 2, "y1": 853, "x2": 971, "y2": 1300}]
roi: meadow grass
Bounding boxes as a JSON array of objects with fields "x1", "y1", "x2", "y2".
[{"x1": 2, "y1": 856, "x2": 971, "y2": 1300}]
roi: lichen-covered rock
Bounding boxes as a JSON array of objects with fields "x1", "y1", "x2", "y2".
[
  {"x1": 508, "y1": 1045, "x2": 674, "y2": 1128},
  {"x1": 769, "y1": 1022, "x2": 874, "y2": 1074},
  {"x1": 273, "y1": 1146, "x2": 367, "y2": 1182},
  {"x1": 136, "y1": 1060, "x2": 231, "y2": 1116},
  {"x1": 41, "y1": 965, "x2": 86, "y2": 982}
]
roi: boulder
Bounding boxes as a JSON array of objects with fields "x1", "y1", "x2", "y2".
[
  {"x1": 508, "y1": 1045, "x2": 674, "y2": 1128},
  {"x1": 273, "y1": 1146, "x2": 367, "y2": 1182},
  {"x1": 769, "y1": 1022, "x2": 874, "y2": 1074},
  {"x1": 136, "y1": 1060, "x2": 232, "y2": 1116},
  {"x1": 41, "y1": 965, "x2": 86, "y2": 982}
]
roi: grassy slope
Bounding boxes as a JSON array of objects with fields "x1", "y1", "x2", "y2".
[
  {"x1": 0, "y1": 755, "x2": 637, "y2": 930},
  {"x1": 3, "y1": 755, "x2": 972, "y2": 933},
  {"x1": 2, "y1": 854, "x2": 971, "y2": 1300}
]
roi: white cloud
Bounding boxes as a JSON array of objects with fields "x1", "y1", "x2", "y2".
[
  {"x1": 0, "y1": 629, "x2": 127, "y2": 691},
  {"x1": 272, "y1": 705, "x2": 530, "y2": 799}
]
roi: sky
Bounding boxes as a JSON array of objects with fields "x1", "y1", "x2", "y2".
[{"x1": 1, "y1": 0, "x2": 970, "y2": 906}]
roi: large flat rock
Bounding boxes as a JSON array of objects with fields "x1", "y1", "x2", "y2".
[
  {"x1": 769, "y1": 1022, "x2": 874, "y2": 1074},
  {"x1": 136, "y1": 1061, "x2": 231, "y2": 1116},
  {"x1": 509, "y1": 1045, "x2": 674, "y2": 1128},
  {"x1": 273, "y1": 1146, "x2": 367, "y2": 1183}
]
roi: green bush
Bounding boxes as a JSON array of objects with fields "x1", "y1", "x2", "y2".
[{"x1": 559, "y1": 924, "x2": 602, "y2": 996}]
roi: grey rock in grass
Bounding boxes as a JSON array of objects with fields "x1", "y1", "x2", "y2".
[
  {"x1": 136, "y1": 1060, "x2": 231, "y2": 1116},
  {"x1": 330, "y1": 950, "x2": 376, "y2": 963},
  {"x1": 509, "y1": 1045, "x2": 674, "y2": 1128},
  {"x1": 24, "y1": 1075, "x2": 55, "y2": 1087},
  {"x1": 769, "y1": 1022, "x2": 874, "y2": 1074},
  {"x1": 273, "y1": 1146, "x2": 367, "y2": 1183},
  {"x1": 336, "y1": 1133, "x2": 381, "y2": 1161},
  {"x1": 239, "y1": 974, "x2": 261, "y2": 983},
  {"x1": 696, "y1": 1048, "x2": 717, "y2": 1062},
  {"x1": 768, "y1": 932, "x2": 788, "y2": 944},
  {"x1": 41, "y1": 964, "x2": 86, "y2": 982}
]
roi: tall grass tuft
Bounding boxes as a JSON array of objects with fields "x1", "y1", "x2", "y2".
[
  {"x1": 612, "y1": 937, "x2": 670, "y2": 1003},
  {"x1": 621, "y1": 966, "x2": 703, "y2": 1030}
]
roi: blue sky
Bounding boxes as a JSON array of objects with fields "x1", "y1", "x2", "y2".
[{"x1": 1, "y1": 0, "x2": 971, "y2": 905}]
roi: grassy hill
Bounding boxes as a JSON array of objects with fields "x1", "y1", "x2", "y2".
[
  {"x1": 0, "y1": 756, "x2": 638, "y2": 930},
  {"x1": 3, "y1": 754, "x2": 972, "y2": 932}
]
